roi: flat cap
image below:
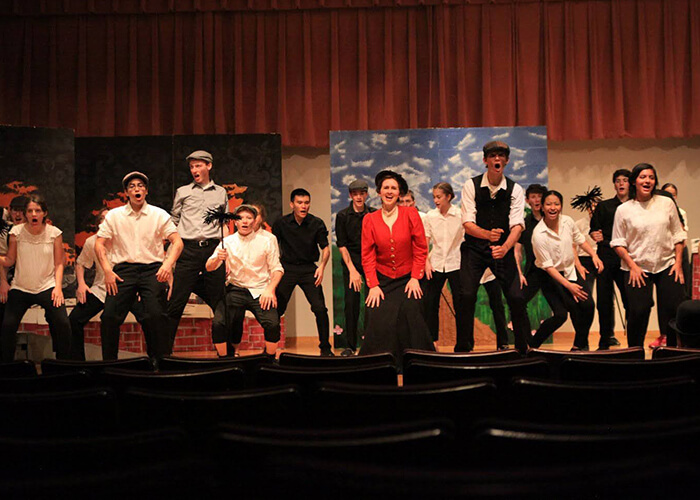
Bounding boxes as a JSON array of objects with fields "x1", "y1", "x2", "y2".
[
  {"x1": 233, "y1": 204, "x2": 258, "y2": 218},
  {"x1": 482, "y1": 141, "x2": 510, "y2": 157},
  {"x1": 186, "y1": 150, "x2": 213, "y2": 163},
  {"x1": 348, "y1": 179, "x2": 369, "y2": 192},
  {"x1": 122, "y1": 171, "x2": 149, "y2": 190}
]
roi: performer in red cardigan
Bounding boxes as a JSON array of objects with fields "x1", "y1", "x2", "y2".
[{"x1": 359, "y1": 170, "x2": 434, "y2": 363}]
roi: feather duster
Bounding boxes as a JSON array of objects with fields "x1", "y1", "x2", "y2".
[
  {"x1": 203, "y1": 204, "x2": 240, "y2": 240},
  {"x1": 571, "y1": 186, "x2": 603, "y2": 212}
]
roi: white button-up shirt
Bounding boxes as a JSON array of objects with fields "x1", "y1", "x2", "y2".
[
  {"x1": 532, "y1": 215, "x2": 585, "y2": 281},
  {"x1": 215, "y1": 229, "x2": 284, "y2": 298},
  {"x1": 424, "y1": 205, "x2": 463, "y2": 273},
  {"x1": 76, "y1": 234, "x2": 108, "y2": 303},
  {"x1": 97, "y1": 202, "x2": 177, "y2": 265},
  {"x1": 611, "y1": 195, "x2": 687, "y2": 274}
]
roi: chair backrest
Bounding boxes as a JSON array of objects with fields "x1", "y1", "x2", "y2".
[
  {"x1": 157, "y1": 353, "x2": 272, "y2": 373},
  {"x1": 527, "y1": 347, "x2": 645, "y2": 377},
  {"x1": 472, "y1": 415, "x2": 700, "y2": 466},
  {"x1": 255, "y1": 362, "x2": 399, "y2": 389},
  {"x1": 652, "y1": 346, "x2": 700, "y2": 359},
  {"x1": 0, "y1": 360, "x2": 37, "y2": 377},
  {"x1": 509, "y1": 376, "x2": 699, "y2": 424},
  {"x1": 312, "y1": 378, "x2": 498, "y2": 430},
  {"x1": 213, "y1": 418, "x2": 455, "y2": 466},
  {"x1": 0, "y1": 370, "x2": 94, "y2": 393},
  {"x1": 559, "y1": 354, "x2": 700, "y2": 382},
  {"x1": 278, "y1": 352, "x2": 396, "y2": 368},
  {"x1": 122, "y1": 385, "x2": 304, "y2": 429},
  {"x1": 41, "y1": 357, "x2": 154, "y2": 375},
  {"x1": 403, "y1": 349, "x2": 522, "y2": 366},
  {"x1": 0, "y1": 387, "x2": 119, "y2": 437},
  {"x1": 102, "y1": 365, "x2": 246, "y2": 392},
  {"x1": 402, "y1": 358, "x2": 550, "y2": 386}
]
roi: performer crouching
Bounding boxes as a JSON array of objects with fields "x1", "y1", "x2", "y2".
[
  {"x1": 95, "y1": 172, "x2": 183, "y2": 360},
  {"x1": 207, "y1": 205, "x2": 283, "y2": 359},
  {"x1": 531, "y1": 190, "x2": 603, "y2": 350}
]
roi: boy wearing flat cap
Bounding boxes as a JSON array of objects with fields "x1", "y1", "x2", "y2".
[
  {"x1": 459, "y1": 141, "x2": 530, "y2": 353},
  {"x1": 167, "y1": 150, "x2": 229, "y2": 351},
  {"x1": 96, "y1": 171, "x2": 183, "y2": 360},
  {"x1": 207, "y1": 204, "x2": 284, "y2": 359},
  {"x1": 335, "y1": 178, "x2": 376, "y2": 356}
]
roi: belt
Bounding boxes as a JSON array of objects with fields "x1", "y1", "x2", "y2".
[{"x1": 183, "y1": 238, "x2": 220, "y2": 248}]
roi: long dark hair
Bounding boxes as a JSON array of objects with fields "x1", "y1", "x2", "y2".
[{"x1": 628, "y1": 163, "x2": 658, "y2": 200}]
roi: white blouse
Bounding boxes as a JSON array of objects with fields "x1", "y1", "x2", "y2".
[
  {"x1": 76, "y1": 234, "x2": 107, "y2": 303},
  {"x1": 574, "y1": 215, "x2": 597, "y2": 257},
  {"x1": 11, "y1": 223, "x2": 62, "y2": 294},
  {"x1": 611, "y1": 195, "x2": 687, "y2": 274},
  {"x1": 532, "y1": 215, "x2": 585, "y2": 281},
  {"x1": 424, "y1": 205, "x2": 463, "y2": 273}
]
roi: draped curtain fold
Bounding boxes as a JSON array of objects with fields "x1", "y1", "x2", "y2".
[{"x1": 0, "y1": 0, "x2": 698, "y2": 147}]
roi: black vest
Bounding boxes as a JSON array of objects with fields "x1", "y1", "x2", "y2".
[{"x1": 465, "y1": 174, "x2": 515, "y2": 251}]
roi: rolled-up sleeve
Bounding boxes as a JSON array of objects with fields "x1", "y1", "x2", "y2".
[
  {"x1": 335, "y1": 211, "x2": 348, "y2": 248},
  {"x1": 532, "y1": 231, "x2": 554, "y2": 270},
  {"x1": 610, "y1": 209, "x2": 627, "y2": 248},
  {"x1": 266, "y1": 238, "x2": 285, "y2": 275},
  {"x1": 460, "y1": 180, "x2": 476, "y2": 225},
  {"x1": 669, "y1": 201, "x2": 688, "y2": 245},
  {"x1": 96, "y1": 217, "x2": 113, "y2": 240},
  {"x1": 571, "y1": 221, "x2": 586, "y2": 246},
  {"x1": 509, "y1": 183, "x2": 525, "y2": 230}
]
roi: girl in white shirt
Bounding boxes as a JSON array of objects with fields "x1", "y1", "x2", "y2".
[
  {"x1": 424, "y1": 182, "x2": 465, "y2": 347},
  {"x1": 0, "y1": 195, "x2": 70, "y2": 362},
  {"x1": 531, "y1": 190, "x2": 603, "y2": 350},
  {"x1": 611, "y1": 164, "x2": 687, "y2": 348}
]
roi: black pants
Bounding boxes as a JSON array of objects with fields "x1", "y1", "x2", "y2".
[
  {"x1": 596, "y1": 247, "x2": 628, "y2": 345},
  {"x1": 458, "y1": 244, "x2": 530, "y2": 353},
  {"x1": 579, "y1": 256, "x2": 597, "y2": 290},
  {"x1": 0, "y1": 288, "x2": 71, "y2": 363},
  {"x1": 100, "y1": 263, "x2": 168, "y2": 360},
  {"x1": 425, "y1": 270, "x2": 463, "y2": 343},
  {"x1": 483, "y1": 280, "x2": 509, "y2": 347},
  {"x1": 530, "y1": 273, "x2": 595, "y2": 349},
  {"x1": 68, "y1": 293, "x2": 150, "y2": 360},
  {"x1": 167, "y1": 241, "x2": 225, "y2": 350},
  {"x1": 341, "y1": 261, "x2": 366, "y2": 351},
  {"x1": 624, "y1": 266, "x2": 687, "y2": 348},
  {"x1": 522, "y1": 266, "x2": 548, "y2": 305},
  {"x1": 276, "y1": 265, "x2": 330, "y2": 350},
  {"x1": 212, "y1": 285, "x2": 281, "y2": 345}
]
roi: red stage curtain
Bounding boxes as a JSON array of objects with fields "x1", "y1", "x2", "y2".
[{"x1": 0, "y1": 0, "x2": 698, "y2": 146}]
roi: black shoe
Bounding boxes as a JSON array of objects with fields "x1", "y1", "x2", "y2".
[
  {"x1": 608, "y1": 337, "x2": 621, "y2": 346},
  {"x1": 597, "y1": 344, "x2": 610, "y2": 351},
  {"x1": 320, "y1": 348, "x2": 335, "y2": 357},
  {"x1": 497, "y1": 345, "x2": 510, "y2": 351},
  {"x1": 340, "y1": 348, "x2": 355, "y2": 357}
]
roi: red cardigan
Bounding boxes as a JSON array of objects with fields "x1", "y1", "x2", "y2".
[{"x1": 361, "y1": 206, "x2": 428, "y2": 288}]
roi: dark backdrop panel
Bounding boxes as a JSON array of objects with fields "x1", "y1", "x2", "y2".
[
  {"x1": 0, "y1": 125, "x2": 75, "y2": 271},
  {"x1": 173, "y1": 134, "x2": 282, "y2": 227},
  {"x1": 74, "y1": 136, "x2": 173, "y2": 250}
]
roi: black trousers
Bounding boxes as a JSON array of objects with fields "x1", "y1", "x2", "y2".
[
  {"x1": 458, "y1": 243, "x2": 530, "y2": 353},
  {"x1": 0, "y1": 288, "x2": 71, "y2": 363},
  {"x1": 522, "y1": 266, "x2": 548, "y2": 305},
  {"x1": 212, "y1": 285, "x2": 281, "y2": 345},
  {"x1": 596, "y1": 247, "x2": 628, "y2": 344},
  {"x1": 579, "y1": 256, "x2": 597, "y2": 290},
  {"x1": 530, "y1": 273, "x2": 595, "y2": 349},
  {"x1": 167, "y1": 242, "x2": 225, "y2": 350},
  {"x1": 276, "y1": 265, "x2": 330, "y2": 350},
  {"x1": 483, "y1": 280, "x2": 509, "y2": 347},
  {"x1": 68, "y1": 293, "x2": 150, "y2": 360},
  {"x1": 341, "y1": 261, "x2": 366, "y2": 351},
  {"x1": 100, "y1": 263, "x2": 168, "y2": 360},
  {"x1": 425, "y1": 270, "x2": 463, "y2": 343},
  {"x1": 624, "y1": 266, "x2": 687, "y2": 348}
]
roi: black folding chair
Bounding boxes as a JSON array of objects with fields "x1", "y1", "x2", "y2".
[
  {"x1": 559, "y1": 354, "x2": 700, "y2": 382},
  {"x1": 0, "y1": 360, "x2": 37, "y2": 377},
  {"x1": 526, "y1": 347, "x2": 645, "y2": 378},
  {"x1": 402, "y1": 358, "x2": 549, "y2": 386},
  {"x1": 255, "y1": 362, "x2": 398, "y2": 389},
  {"x1": 41, "y1": 356, "x2": 154, "y2": 375},
  {"x1": 652, "y1": 346, "x2": 700, "y2": 359},
  {"x1": 102, "y1": 365, "x2": 246, "y2": 392},
  {"x1": 0, "y1": 370, "x2": 94, "y2": 393},
  {"x1": 278, "y1": 351, "x2": 396, "y2": 368},
  {"x1": 403, "y1": 348, "x2": 522, "y2": 366}
]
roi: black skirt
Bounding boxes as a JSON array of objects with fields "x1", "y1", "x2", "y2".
[{"x1": 360, "y1": 272, "x2": 434, "y2": 363}]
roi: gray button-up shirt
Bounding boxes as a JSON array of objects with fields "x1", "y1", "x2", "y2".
[{"x1": 171, "y1": 181, "x2": 228, "y2": 240}]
